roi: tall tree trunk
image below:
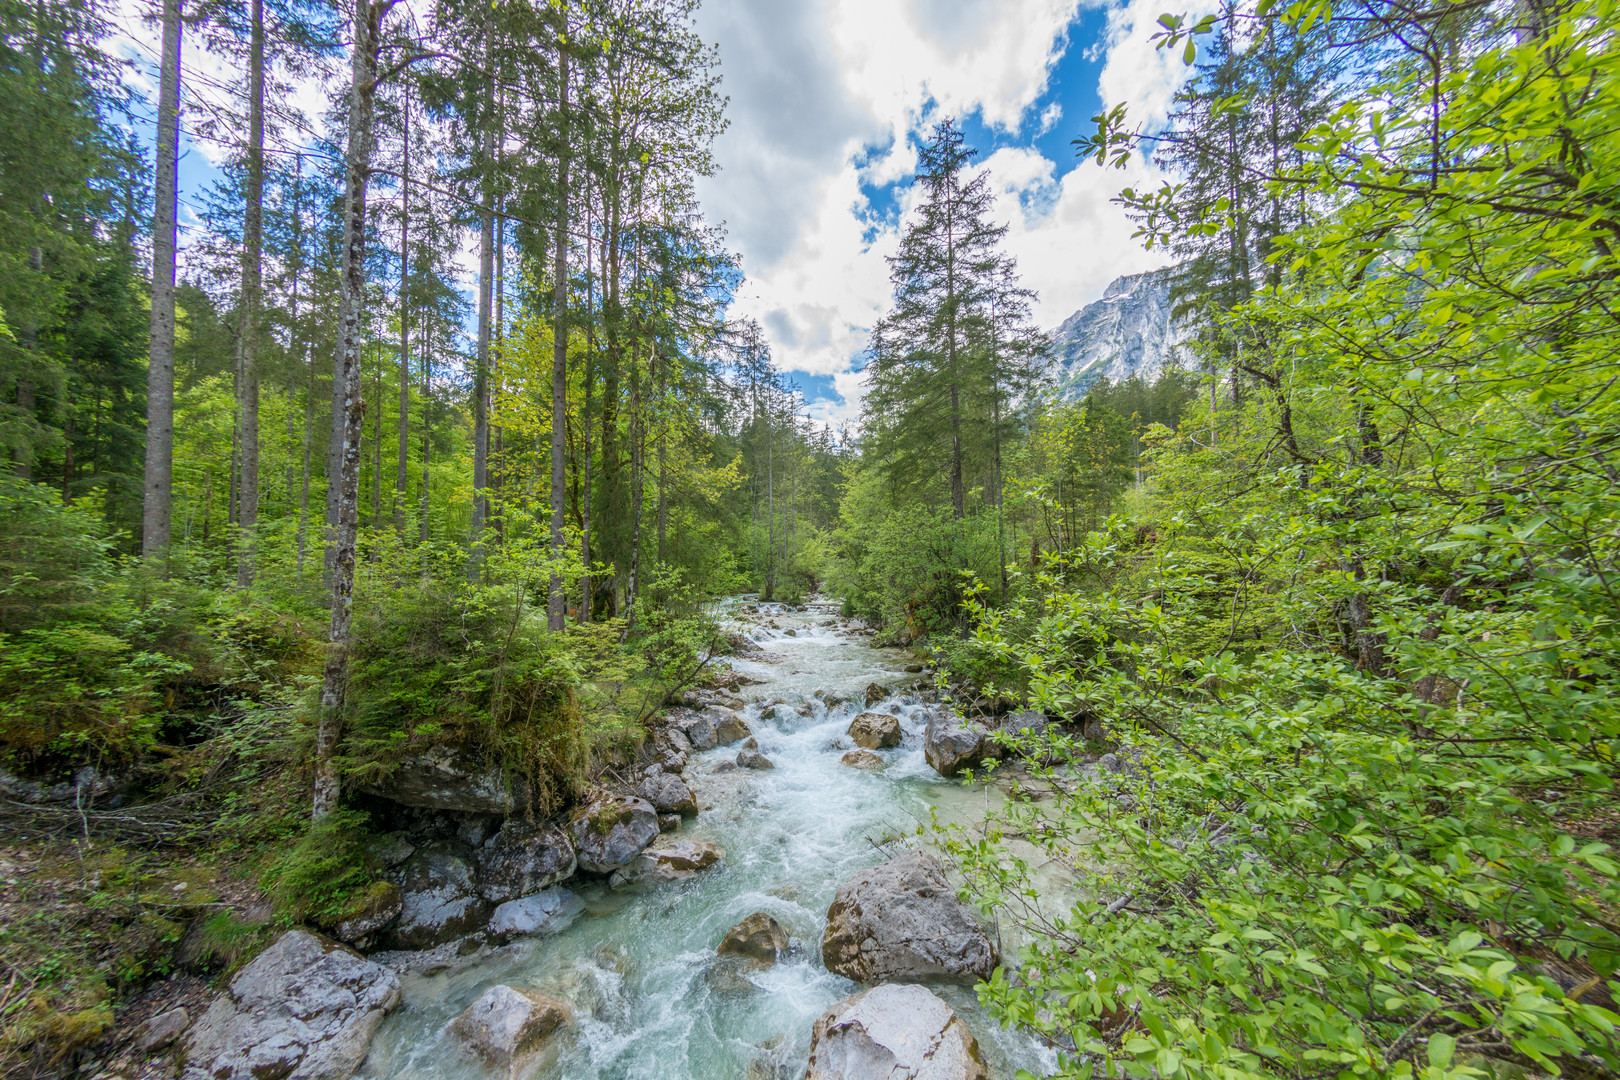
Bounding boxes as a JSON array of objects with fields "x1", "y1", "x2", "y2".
[
  {"x1": 314, "y1": 0, "x2": 390, "y2": 822},
  {"x1": 625, "y1": 334, "x2": 642, "y2": 633},
  {"x1": 142, "y1": 0, "x2": 181, "y2": 559},
  {"x1": 580, "y1": 201, "x2": 594, "y2": 624},
  {"x1": 371, "y1": 364, "x2": 383, "y2": 528},
  {"x1": 656, "y1": 346, "x2": 667, "y2": 569},
  {"x1": 236, "y1": 0, "x2": 264, "y2": 587},
  {"x1": 395, "y1": 83, "x2": 410, "y2": 535},
  {"x1": 493, "y1": 207, "x2": 505, "y2": 537},
  {"x1": 765, "y1": 413, "x2": 774, "y2": 598},
  {"x1": 470, "y1": 27, "x2": 493, "y2": 566},
  {"x1": 293, "y1": 155, "x2": 313, "y2": 578},
  {"x1": 420, "y1": 317, "x2": 432, "y2": 546},
  {"x1": 14, "y1": 245, "x2": 40, "y2": 480},
  {"x1": 548, "y1": 5, "x2": 570, "y2": 631},
  {"x1": 601, "y1": 164, "x2": 621, "y2": 558}
]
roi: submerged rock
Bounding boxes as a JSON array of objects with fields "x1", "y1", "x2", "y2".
[
  {"x1": 391, "y1": 842, "x2": 492, "y2": 949},
  {"x1": 179, "y1": 930, "x2": 400, "y2": 1080},
  {"x1": 638, "y1": 772, "x2": 698, "y2": 817},
  {"x1": 609, "y1": 837, "x2": 724, "y2": 887},
  {"x1": 717, "y1": 912, "x2": 790, "y2": 965},
  {"x1": 658, "y1": 813, "x2": 682, "y2": 833},
  {"x1": 486, "y1": 887, "x2": 586, "y2": 941},
  {"x1": 570, "y1": 794, "x2": 660, "y2": 875},
  {"x1": 706, "y1": 955, "x2": 765, "y2": 995},
  {"x1": 748, "y1": 1034, "x2": 797, "y2": 1080},
  {"x1": 848, "y1": 711, "x2": 901, "y2": 750},
  {"x1": 923, "y1": 711, "x2": 995, "y2": 778},
  {"x1": 449, "y1": 984, "x2": 571, "y2": 1072},
  {"x1": 478, "y1": 821, "x2": 577, "y2": 903},
  {"x1": 840, "y1": 749, "x2": 886, "y2": 771},
  {"x1": 821, "y1": 850, "x2": 999, "y2": 985},
  {"x1": 355, "y1": 745, "x2": 531, "y2": 815},
  {"x1": 805, "y1": 983, "x2": 988, "y2": 1080}
]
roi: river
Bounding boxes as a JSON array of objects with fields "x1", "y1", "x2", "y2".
[{"x1": 357, "y1": 598, "x2": 1057, "y2": 1080}]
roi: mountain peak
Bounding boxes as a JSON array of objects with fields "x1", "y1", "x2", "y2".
[{"x1": 1051, "y1": 267, "x2": 1191, "y2": 396}]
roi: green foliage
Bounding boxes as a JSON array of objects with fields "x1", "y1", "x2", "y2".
[
  {"x1": 261, "y1": 809, "x2": 380, "y2": 928},
  {"x1": 943, "y1": 3, "x2": 1620, "y2": 1078},
  {"x1": 336, "y1": 528, "x2": 722, "y2": 813}
]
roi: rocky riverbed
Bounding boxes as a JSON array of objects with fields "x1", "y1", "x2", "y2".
[{"x1": 175, "y1": 598, "x2": 1081, "y2": 1080}]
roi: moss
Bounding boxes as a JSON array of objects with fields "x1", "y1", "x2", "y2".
[
  {"x1": 260, "y1": 809, "x2": 381, "y2": 928},
  {"x1": 332, "y1": 880, "x2": 400, "y2": 928}
]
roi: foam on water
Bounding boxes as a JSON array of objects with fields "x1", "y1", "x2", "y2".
[{"x1": 357, "y1": 599, "x2": 1056, "y2": 1080}]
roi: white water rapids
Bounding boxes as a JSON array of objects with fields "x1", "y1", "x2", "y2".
[{"x1": 357, "y1": 599, "x2": 1059, "y2": 1080}]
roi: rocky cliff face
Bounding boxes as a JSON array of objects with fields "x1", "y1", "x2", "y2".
[{"x1": 1050, "y1": 267, "x2": 1192, "y2": 396}]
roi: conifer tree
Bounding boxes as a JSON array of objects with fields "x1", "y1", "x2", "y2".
[{"x1": 864, "y1": 118, "x2": 1046, "y2": 518}]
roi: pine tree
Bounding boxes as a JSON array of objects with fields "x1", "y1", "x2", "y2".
[{"x1": 864, "y1": 118, "x2": 1047, "y2": 518}]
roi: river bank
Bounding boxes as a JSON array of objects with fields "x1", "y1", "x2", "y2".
[{"x1": 352, "y1": 596, "x2": 1060, "y2": 1079}]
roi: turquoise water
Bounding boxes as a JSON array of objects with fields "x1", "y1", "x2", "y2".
[{"x1": 357, "y1": 600, "x2": 1056, "y2": 1080}]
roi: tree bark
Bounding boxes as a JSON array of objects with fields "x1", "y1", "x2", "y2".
[
  {"x1": 470, "y1": 26, "x2": 493, "y2": 567},
  {"x1": 656, "y1": 346, "x2": 667, "y2": 569},
  {"x1": 142, "y1": 0, "x2": 182, "y2": 560},
  {"x1": 292, "y1": 155, "x2": 313, "y2": 578},
  {"x1": 580, "y1": 200, "x2": 594, "y2": 623},
  {"x1": 548, "y1": 4, "x2": 570, "y2": 630},
  {"x1": 314, "y1": 0, "x2": 391, "y2": 822},
  {"x1": 395, "y1": 83, "x2": 410, "y2": 535},
  {"x1": 235, "y1": 0, "x2": 264, "y2": 587}
]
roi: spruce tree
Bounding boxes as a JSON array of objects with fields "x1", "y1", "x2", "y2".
[{"x1": 864, "y1": 118, "x2": 1047, "y2": 518}]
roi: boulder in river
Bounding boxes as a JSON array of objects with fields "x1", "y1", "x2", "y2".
[
  {"x1": 486, "y1": 886, "x2": 586, "y2": 942},
  {"x1": 804, "y1": 983, "x2": 988, "y2": 1080},
  {"x1": 668, "y1": 708, "x2": 718, "y2": 751},
  {"x1": 924, "y1": 711, "x2": 996, "y2": 778},
  {"x1": 390, "y1": 841, "x2": 492, "y2": 949},
  {"x1": 179, "y1": 930, "x2": 400, "y2": 1080},
  {"x1": 609, "y1": 837, "x2": 724, "y2": 887},
  {"x1": 570, "y1": 794, "x2": 660, "y2": 874},
  {"x1": 717, "y1": 912, "x2": 790, "y2": 965},
  {"x1": 449, "y1": 984, "x2": 571, "y2": 1072},
  {"x1": 863, "y1": 682, "x2": 886, "y2": 707},
  {"x1": 711, "y1": 707, "x2": 753, "y2": 746},
  {"x1": 821, "y1": 850, "x2": 999, "y2": 985},
  {"x1": 638, "y1": 772, "x2": 698, "y2": 817},
  {"x1": 355, "y1": 744, "x2": 531, "y2": 815},
  {"x1": 736, "y1": 750, "x2": 774, "y2": 770},
  {"x1": 848, "y1": 711, "x2": 901, "y2": 750},
  {"x1": 477, "y1": 820, "x2": 577, "y2": 903},
  {"x1": 840, "y1": 749, "x2": 886, "y2": 771}
]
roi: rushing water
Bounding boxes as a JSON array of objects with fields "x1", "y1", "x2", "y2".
[{"x1": 358, "y1": 599, "x2": 1057, "y2": 1080}]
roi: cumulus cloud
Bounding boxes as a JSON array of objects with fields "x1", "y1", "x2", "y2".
[
  {"x1": 696, "y1": 0, "x2": 1212, "y2": 427},
  {"x1": 1097, "y1": 0, "x2": 1221, "y2": 131},
  {"x1": 697, "y1": 0, "x2": 1087, "y2": 422}
]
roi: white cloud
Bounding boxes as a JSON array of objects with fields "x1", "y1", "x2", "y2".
[
  {"x1": 697, "y1": 0, "x2": 1208, "y2": 427},
  {"x1": 1097, "y1": 0, "x2": 1221, "y2": 132}
]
